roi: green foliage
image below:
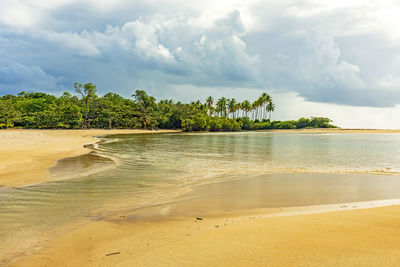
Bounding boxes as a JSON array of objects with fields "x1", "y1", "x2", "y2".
[
  {"x1": 0, "y1": 83, "x2": 336, "y2": 131},
  {"x1": 74, "y1": 82, "x2": 97, "y2": 128},
  {"x1": 0, "y1": 99, "x2": 20, "y2": 128},
  {"x1": 236, "y1": 117, "x2": 254, "y2": 130},
  {"x1": 209, "y1": 117, "x2": 242, "y2": 131},
  {"x1": 132, "y1": 90, "x2": 158, "y2": 129},
  {"x1": 181, "y1": 114, "x2": 208, "y2": 131}
]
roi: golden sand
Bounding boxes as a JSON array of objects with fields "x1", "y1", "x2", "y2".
[
  {"x1": 0, "y1": 129, "x2": 180, "y2": 187},
  {"x1": 11, "y1": 204, "x2": 400, "y2": 266}
]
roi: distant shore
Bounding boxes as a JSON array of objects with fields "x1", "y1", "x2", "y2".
[
  {"x1": 260, "y1": 128, "x2": 400, "y2": 133},
  {"x1": 0, "y1": 129, "x2": 180, "y2": 187}
]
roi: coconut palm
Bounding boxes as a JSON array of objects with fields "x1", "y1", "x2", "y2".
[
  {"x1": 266, "y1": 99, "x2": 275, "y2": 120},
  {"x1": 205, "y1": 96, "x2": 214, "y2": 116},
  {"x1": 251, "y1": 101, "x2": 258, "y2": 120},
  {"x1": 216, "y1": 97, "x2": 228, "y2": 117},
  {"x1": 241, "y1": 100, "x2": 251, "y2": 118},
  {"x1": 260, "y1": 92, "x2": 268, "y2": 120},
  {"x1": 234, "y1": 102, "x2": 241, "y2": 118},
  {"x1": 228, "y1": 98, "x2": 237, "y2": 119}
]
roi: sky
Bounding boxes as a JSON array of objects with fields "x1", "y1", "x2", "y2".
[{"x1": 0, "y1": 0, "x2": 400, "y2": 128}]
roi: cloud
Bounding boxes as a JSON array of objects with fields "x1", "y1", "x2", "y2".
[
  {"x1": 0, "y1": 0, "x2": 399, "y2": 115},
  {"x1": 0, "y1": 63, "x2": 61, "y2": 95},
  {"x1": 23, "y1": 10, "x2": 262, "y2": 88}
]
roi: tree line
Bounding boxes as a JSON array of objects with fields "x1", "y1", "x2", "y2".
[{"x1": 0, "y1": 82, "x2": 336, "y2": 131}]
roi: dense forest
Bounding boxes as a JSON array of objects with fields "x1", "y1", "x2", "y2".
[{"x1": 0, "y1": 82, "x2": 336, "y2": 131}]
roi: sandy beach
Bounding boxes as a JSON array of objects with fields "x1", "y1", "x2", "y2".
[
  {"x1": 11, "y1": 203, "x2": 400, "y2": 266},
  {"x1": 2, "y1": 128, "x2": 400, "y2": 266},
  {"x1": 0, "y1": 129, "x2": 180, "y2": 187}
]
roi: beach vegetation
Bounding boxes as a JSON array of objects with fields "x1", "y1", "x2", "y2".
[{"x1": 0, "y1": 83, "x2": 336, "y2": 131}]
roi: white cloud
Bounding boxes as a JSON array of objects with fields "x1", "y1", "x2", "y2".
[{"x1": 29, "y1": 11, "x2": 261, "y2": 85}]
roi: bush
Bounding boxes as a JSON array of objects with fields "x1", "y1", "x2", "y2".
[
  {"x1": 275, "y1": 121, "x2": 297, "y2": 129},
  {"x1": 181, "y1": 114, "x2": 208, "y2": 131},
  {"x1": 236, "y1": 117, "x2": 253, "y2": 130}
]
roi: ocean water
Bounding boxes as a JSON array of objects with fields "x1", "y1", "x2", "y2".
[{"x1": 1, "y1": 132, "x2": 400, "y2": 262}]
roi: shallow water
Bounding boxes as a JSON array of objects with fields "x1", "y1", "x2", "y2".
[{"x1": 1, "y1": 132, "x2": 400, "y2": 262}]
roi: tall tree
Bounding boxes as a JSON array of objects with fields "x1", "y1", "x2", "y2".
[
  {"x1": 132, "y1": 90, "x2": 156, "y2": 129},
  {"x1": 266, "y1": 99, "x2": 275, "y2": 120},
  {"x1": 216, "y1": 97, "x2": 228, "y2": 117},
  {"x1": 205, "y1": 96, "x2": 214, "y2": 116},
  {"x1": 241, "y1": 100, "x2": 251, "y2": 118},
  {"x1": 228, "y1": 98, "x2": 237, "y2": 119},
  {"x1": 74, "y1": 82, "x2": 97, "y2": 128},
  {"x1": 260, "y1": 92, "x2": 270, "y2": 120},
  {"x1": 0, "y1": 100, "x2": 19, "y2": 128}
]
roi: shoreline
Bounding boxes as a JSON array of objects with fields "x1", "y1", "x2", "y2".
[
  {"x1": 258, "y1": 128, "x2": 400, "y2": 133},
  {"x1": 1, "y1": 128, "x2": 399, "y2": 188},
  {"x1": 0, "y1": 129, "x2": 180, "y2": 187}
]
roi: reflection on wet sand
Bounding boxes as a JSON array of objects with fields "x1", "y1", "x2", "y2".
[
  {"x1": 122, "y1": 173, "x2": 400, "y2": 221},
  {"x1": 49, "y1": 152, "x2": 114, "y2": 179}
]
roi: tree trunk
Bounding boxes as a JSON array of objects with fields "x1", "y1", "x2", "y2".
[{"x1": 85, "y1": 100, "x2": 90, "y2": 128}]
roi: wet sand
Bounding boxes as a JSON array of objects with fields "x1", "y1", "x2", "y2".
[
  {"x1": 10, "y1": 173, "x2": 400, "y2": 266},
  {"x1": 12, "y1": 201, "x2": 400, "y2": 266},
  {"x1": 0, "y1": 129, "x2": 180, "y2": 187}
]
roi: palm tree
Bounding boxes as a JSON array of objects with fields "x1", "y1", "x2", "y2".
[
  {"x1": 241, "y1": 100, "x2": 251, "y2": 118},
  {"x1": 251, "y1": 101, "x2": 258, "y2": 120},
  {"x1": 253, "y1": 98, "x2": 264, "y2": 121},
  {"x1": 228, "y1": 98, "x2": 237, "y2": 119},
  {"x1": 216, "y1": 97, "x2": 228, "y2": 117},
  {"x1": 234, "y1": 102, "x2": 241, "y2": 118},
  {"x1": 260, "y1": 92, "x2": 268, "y2": 120},
  {"x1": 266, "y1": 99, "x2": 275, "y2": 120},
  {"x1": 205, "y1": 96, "x2": 214, "y2": 116}
]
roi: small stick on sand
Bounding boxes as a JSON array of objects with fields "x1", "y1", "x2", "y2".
[{"x1": 105, "y1": 252, "x2": 120, "y2": 256}]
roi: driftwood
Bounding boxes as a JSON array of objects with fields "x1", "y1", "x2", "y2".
[{"x1": 105, "y1": 252, "x2": 120, "y2": 256}]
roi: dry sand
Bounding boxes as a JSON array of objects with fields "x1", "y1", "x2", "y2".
[
  {"x1": 11, "y1": 203, "x2": 400, "y2": 267},
  {"x1": 0, "y1": 129, "x2": 179, "y2": 187}
]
